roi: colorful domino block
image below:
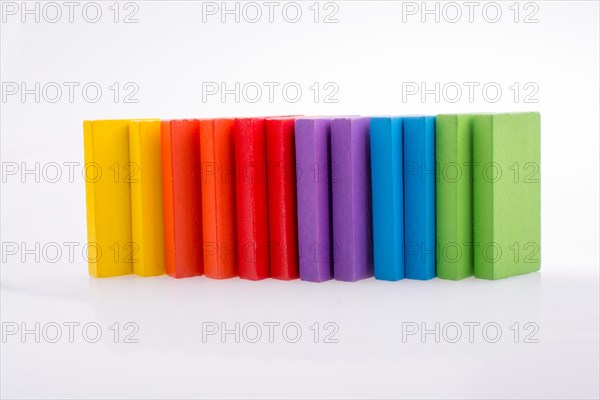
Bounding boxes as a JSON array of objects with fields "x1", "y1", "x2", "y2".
[
  {"x1": 234, "y1": 118, "x2": 270, "y2": 280},
  {"x1": 199, "y1": 118, "x2": 238, "y2": 279},
  {"x1": 129, "y1": 119, "x2": 165, "y2": 277},
  {"x1": 435, "y1": 114, "x2": 475, "y2": 280},
  {"x1": 265, "y1": 117, "x2": 300, "y2": 280},
  {"x1": 84, "y1": 110, "x2": 541, "y2": 284},
  {"x1": 331, "y1": 117, "x2": 374, "y2": 281},
  {"x1": 404, "y1": 116, "x2": 436, "y2": 280},
  {"x1": 294, "y1": 118, "x2": 334, "y2": 282},
  {"x1": 370, "y1": 117, "x2": 404, "y2": 281},
  {"x1": 83, "y1": 120, "x2": 133, "y2": 277},
  {"x1": 161, "y1": 119, "x2": 204, "y2": 278},
  {"x1": 473, "y1": 112, "x2": 541, "y2": 279}
]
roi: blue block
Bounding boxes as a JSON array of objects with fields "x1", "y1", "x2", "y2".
[
  {"x1": 403, "y1": 116, "x2": 436, "y2": 280},
  {"x1": 370, "y1": 117, "x2": 404, "y2": 281}
]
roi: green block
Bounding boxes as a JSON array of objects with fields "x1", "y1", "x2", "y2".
[
  {"x1": 473, "y1": 113, "x2": 541, "y2": 280},
  {"x1": 435, "y1": 114, "x2": 475, "y2": 280}
]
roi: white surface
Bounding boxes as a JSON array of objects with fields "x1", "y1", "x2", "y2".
[
  {"x1": 1, "y1": 267, "x2": 599, "y2": 399},
  {"x1": 1, "y1": 1, "x2": 599, "y2": 399}
]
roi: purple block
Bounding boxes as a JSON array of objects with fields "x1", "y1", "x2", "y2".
[
  {"x1": 331, "y1": 117, "x2": 374, "y2": 281},
  {"x1": 294, "y1": 118, "x2": 334, "y2": 282}
]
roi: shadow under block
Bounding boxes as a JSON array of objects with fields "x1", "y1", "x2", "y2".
[
  {"x1": 84, "y1": 120, "x2": 133, "y2": 277},
  {"x1": 435, "y1": 114, "x2": 475, "y2": 280},
  {"x1": 370, "y1": 117, "x2": 404, "y2": 281},
  {"x1": 403, "y1": 116, "x2": 436, "y2": 280},
  {"x1": 294, "y1": 118, "x2": 334, "y2": 282},
  {"x1": 234, "y1": 118, "x2": 270, "y2": 280},
  {"x1": 473, "y1": 113, "x2": 541, "y2": 280},
  {"x1": 331, "y1": 117, "x2": 374, "y2": 281},
  {"x1": 161, "y1": 120, "x2": 204, "y2": 278},
  {"x1": 129, "y1": 120, "x2": 165, "y2": 277},
  {"x1": 199, "y1": 118, "x2": 238, "y2": 279},
  {"x1": 266, "y1": 117, "x2": 300, "y2": 280}
]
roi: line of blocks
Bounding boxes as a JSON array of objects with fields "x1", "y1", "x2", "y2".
[{"x1": 83, "y1": 113, "x2": 540, "y2": 281}]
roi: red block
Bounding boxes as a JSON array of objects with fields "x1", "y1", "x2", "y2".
[
  {"x1": 199, "y1": 118, "x2": 238, "y2": 279},
  {"x1": 266, "y1": 117, "x2": 299, "y2": 280},
  {"x1": 161, "y1": 120, "x2": 203, "y2": 278},
  {"x1": 234, "y1": 118, "x2": 270, "y2": 280}
]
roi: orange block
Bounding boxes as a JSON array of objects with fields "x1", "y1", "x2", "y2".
[
  {"x1": 199, "y1": 119, "x2": 238, "y2": 278},
  {"x1": 161, "y1": 120, "x2": 204, "y2": 278}
]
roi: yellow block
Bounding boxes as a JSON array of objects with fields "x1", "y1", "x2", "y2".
[
  {"x1": 84, "y1": 120, "x2": 134, "y2": 277},
  {"x1": 129, "y1": 120, "x2": 166, "y2": 276}
]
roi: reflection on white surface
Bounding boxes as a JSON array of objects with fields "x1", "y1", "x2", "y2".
[{"x1": 1, "y1": 266, "x2": 598, "y2": 399}]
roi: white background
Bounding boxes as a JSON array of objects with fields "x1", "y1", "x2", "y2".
[{"x1": 1, "y1": 1, "x2": 599, "y2": 398}]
